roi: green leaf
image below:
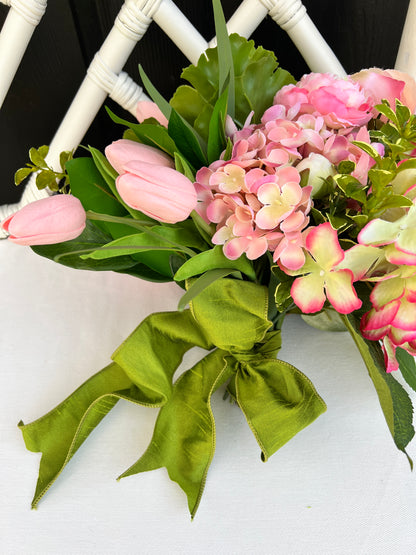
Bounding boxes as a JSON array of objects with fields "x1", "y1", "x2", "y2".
[
  {"x1": 171, "y1": 34, "x2": 295, "y2": 142},
  {"x1": 139, "y1": 65, "x2": 172, "y2": 121},
  {"x1": 174, "y1": 152, "x2": 196, "y2": 181},
  {"x1": 29, "y1": 146, "x2": 47, "y2": 168},
  {"x1": 168, "y1": 108, "x2": 207, "y2": 168},
  {"x1": 375, "y1": 101, "x2": 399, "y2": 126},
  {"x1": 105, "y1": 107, "x2": 177, "y2": 158},
  {"x1": 338, "y1": 160, "x2": 356, "y2": 174},
  {"x1": 14, "y1": 167, "x2": 33, "y2": 185},
  {"x1": 207, "y1": 85, "x2": 228, "y2": 163},
  {"x1": 66, "y1": 156, "x2": 129, "y2": 236},
  {"x1": 352, "y1": 141, "x2": 382, "y2": 161},
  {"x1": 31, "y1": 220, "x2": 149, "y2": 274},
  {"x1": 177, "y1": 268, "x2": 236, "y2": 311},
  {"x1": 59, "y1": 150, "x2": 72, "y2": 169},
  {"x1": 212, "y1": 0, "x2": 234, "y2": 117},
  {"x1": 343, "y1": 314, "x2": 414, "y2": 465},
  {"x1": 301, "y1": 310, "x2": 347, "y2": 332},
  {"x1": 174, "y1": 245, "x2": 256, "y2": 281},
  {"x1": 35, "y1": 170, "x2": 57, "y2": 190},
  {"x1": 379, "y1": 194, "x2": 413, "y2": 211},
  {"x1": 397, "y1": 347, "x2": 416, "y2": 393}
]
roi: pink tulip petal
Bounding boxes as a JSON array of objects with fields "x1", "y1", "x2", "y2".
[
  {"x1": 4, "y1": 195, "x2": 86, "y2": 246},
  {"x1": 324, "y1": 269, "x2": 362, "y2": 314},
  {"x1": 290, "y1": 273, "x2": 326, "y2": 313}
]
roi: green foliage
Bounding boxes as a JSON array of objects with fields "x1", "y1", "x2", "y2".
[
  {"x1": 397, "y1": 347, "x2": 416, "y2": 393},
  {"x1": 343, "y1": 314, "x2": 414, "y2": 466},
  {"x1": 105, "y1": 107, "x2": 177, "y2": 157},
  {"x1": 14, "y1": 145, "x2": 73, "y2": 192},
  {"x1": 170, "y1": 34, "x2": 295, "y2": 142},
  {"x1": 174, "y1": 245, "x2": 256, "y2": 281}
]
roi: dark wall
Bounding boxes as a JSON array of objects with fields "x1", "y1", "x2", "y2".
[{"x1": 0, "y1": 0, "x2": 410, "y2": 204}]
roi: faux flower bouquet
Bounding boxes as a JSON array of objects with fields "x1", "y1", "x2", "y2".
[{"x1": 4, "y1": 1, "x2": 416, "y2": 518}]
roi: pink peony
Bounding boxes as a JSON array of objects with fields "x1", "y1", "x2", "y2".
[{"x1": 274, "y1": 73, "x2": 374, "y2": 129}]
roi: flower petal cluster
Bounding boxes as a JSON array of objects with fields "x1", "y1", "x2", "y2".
[
  {"x1": 358, "y1": 202, "x2": 416, "y2": 370},
  {"x1": 281, "y1": 222, "x2": 362, "y2": 314},
  {"x1": 197, "y1": 161, "x2": 311, "y2": 265}
]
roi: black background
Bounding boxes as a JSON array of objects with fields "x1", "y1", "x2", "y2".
[{"x1": 0, "y1": 0, "x2": 411, "y2": 204}]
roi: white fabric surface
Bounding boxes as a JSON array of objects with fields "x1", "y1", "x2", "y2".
[{"x1": 1, "y1": 239, "x2": 416, "y2": 554}]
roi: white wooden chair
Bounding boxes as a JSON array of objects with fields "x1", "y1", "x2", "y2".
[{"x1": 1, "y1": 0, "x2": 414, "y2": 237}]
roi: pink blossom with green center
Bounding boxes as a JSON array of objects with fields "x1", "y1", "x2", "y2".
[{"x1": 282, "y1": 222, "x2": 362, "y2": 314}]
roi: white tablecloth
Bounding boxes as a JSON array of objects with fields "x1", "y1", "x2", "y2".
[{"x1": 1, "y1": 239, "x2": 416, "y2": 554}]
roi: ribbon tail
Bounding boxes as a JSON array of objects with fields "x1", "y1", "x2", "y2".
[
  {"x1": 19, "y1": 363, "x2": 140, "y2": 508},
  {"x1": 235, "y1": 358, "x2": 327, "y2": 461},
  {"x1": 20, "y1": 310, "x2": 213, "y2": 509},
  {"x1": 119, "y1": 350, "x2": 233, "y2": 519}
]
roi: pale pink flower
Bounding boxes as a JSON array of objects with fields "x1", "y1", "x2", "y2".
[
  {"x1": 352, "y1": 68, "x2": 416, "y2": 114},
  {"x1": 2, "y1": 195, "x2": 86, "y2": 245},
  {"x1": 274, "y1": 73, "x2": 374, "y2": 129},
  {"x1": 136, "y1": 100, "x2": 168, "y2": 127},
  {"x1": 105, "y1": 139, "x2": 174, "y2": 174},
  {"x1": 116, "y1": 161, "x2": 197, "y2": 223}
]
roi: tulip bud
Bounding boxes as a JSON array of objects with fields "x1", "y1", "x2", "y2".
[
  {"x1": 116, "y1": 160, "x2": 197, "y2": 224},
  {"x1": 2, "y1": 195, "x2": 86, "y2": 245},
  {"x1": 136, "y1": 100, "x2": 168, "y2": 127},
  {"x1": 105, "y1": 139, "x2": 174, "y2": 175}
]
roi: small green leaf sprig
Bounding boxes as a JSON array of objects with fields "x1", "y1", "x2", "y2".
[
  {"x1": 14, "y1": 146, "x2": 73, "y2": 192},
  {"x1": 310, "y1": 100, "x2": 416, "y2": 237}
]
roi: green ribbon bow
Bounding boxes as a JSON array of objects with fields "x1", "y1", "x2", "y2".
[{"x1": 19, "y1": 279, "x2": 326, "y2": 517}]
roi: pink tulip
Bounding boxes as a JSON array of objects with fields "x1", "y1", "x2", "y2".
[
  {"x1": 136, "y1": 100, "x2": 168, "y2": 127},
  {"x1": 352, "y1": 68, "x2": 416, "y2": 114},
  {"x1": 105, "y1": 139, "x2": 174, "y2": 175},
  {"x1": 2, "y1": 195, "x2": 86, "y2": 245},
  {"x1": 116, "y1": 160, "x2": 197, "y2": 223}
]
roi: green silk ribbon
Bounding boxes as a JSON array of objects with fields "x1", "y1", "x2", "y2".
[{"x1": 19, "y1": 279, "x2": 326, "y2": 517}]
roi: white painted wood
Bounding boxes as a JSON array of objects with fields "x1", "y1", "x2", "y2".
[
  {"x1": 0, "y1": 0, "x2": 47, "y2": 108},
  {"x1": 153, "y1": 0, "x2": 208, "y2": 64},
  {"x1": 225, "y1": 0, "x2": 269, "y2": 38},
  {"x1": 395, "y1": 0, "x2": 416, "y2": 79},
  {"x1": 264, "y1": 0, "x2": 346, "y2": 75}
]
